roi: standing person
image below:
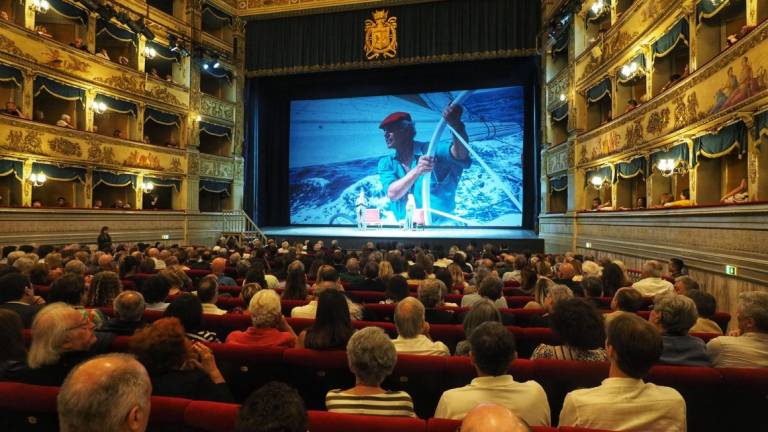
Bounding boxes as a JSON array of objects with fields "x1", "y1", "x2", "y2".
[
  {"x1": 404, "y1": 193, "x2": 416, "y2": 230},
  {"x1": 97, "y1": 226, "x2": 112, "y2": 252},
  {"x1": 355, "y1": 190, "x2": 367, "y2": 229}
]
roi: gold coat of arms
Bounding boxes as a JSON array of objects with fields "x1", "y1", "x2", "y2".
[{"x1": 364, "y1": 10, "x2": 398, "y2": 60}]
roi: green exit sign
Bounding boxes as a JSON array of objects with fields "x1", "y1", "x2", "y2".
[{"x1": 725, "y1": 265, "x2": 737, "y2": 276}]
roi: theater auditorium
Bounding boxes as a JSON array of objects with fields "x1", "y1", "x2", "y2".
[{"x1": 0, "y1": 0, "x2": 766, "y2": 431}]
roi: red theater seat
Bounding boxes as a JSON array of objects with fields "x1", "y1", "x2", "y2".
[
  {"x1": 533, "y1": 359, "x2": 609, "y2": 420},
  {"x1": 308, "y1": 411, "x2": 425, "y2": 432},
  {"x1": 645, "y1": 365, "x2": 723, "y2": 432},
  {"x1": 148, "y1": 395, "x2": 192, "y2": 429},
  {"x1": 0, "y1": 382, "x2": 59, "y2": 430},
  {"x1": 719, "y1": 367, "x2": 768, "y2": 430},
  {"x1": 384, "y1": 354, "x2": 449, "y2": 418},
  {"x1": 184, "y1": 400, "x2": 239, "y2": 432},
  {"x1": 283, "y1": 349, "x2": 354, "y2": 410}
]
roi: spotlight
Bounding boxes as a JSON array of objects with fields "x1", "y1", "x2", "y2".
[
  {"x1": 143, "y1": 46, "x2": 157, "y2": 59},
  {"x1": 202, "y1": 63, "x2": 209, "y2": 70},
  {"x1": 213, "y1": 60, "x2": 220, "y2": 69}
]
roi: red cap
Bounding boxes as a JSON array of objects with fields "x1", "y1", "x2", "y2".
[{"x1": 379, "y1": 112, "x2": 412, "y2": 129}]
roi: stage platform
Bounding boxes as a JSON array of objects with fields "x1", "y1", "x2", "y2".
[{"x1": 261, "y1": 226, "x2": 544, "y2": 252}]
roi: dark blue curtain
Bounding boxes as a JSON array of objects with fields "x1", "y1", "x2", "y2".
[
  {"x1": 650, "y1": 143, "x2": 690, "y2": 169},
  {"x1": 754, "y1": 110, "x2": 768, "y2": 140},
  {"x1": 31, "y1": 162, "x2": 85, "y2": 183},
  {"x1": 143, "y1": 177, "x2": 181, "y2": 192},
  {"x1": 199, "y1": 179, "x2": 231, "y2": 196},
  {"x1": 0, "y1": 63, "x2": 22, "y2": 87},
  {"x1": 585, "y1": 166, "x2": 612, "y2": 187},
  {"x1": 693, "y1": 121, "x2": 747, "y2": 166},
  {"x1": 147, "y1": 41, "x2": 180, "y2": 62},
  {"x1": 614, "y1": 157, "x2": 646, "y2": 183},
  {"x1": 33, "y1": 76, "x2": 85, "y2": 103},
  {"x1": 653, "y1": 19, "x2": 689, "y2": 58},
  {"x1": 203, "y1": 67, "x2": 232, "y2": 81},
  {"x1": 93, "y1": 171, "x2": 137, "y2": 189},
  {"x1": 200, "y1": 121, "x2": 231, "y2": 138},
  {"x1": 97, "y1": 19, "x2": 137, "y2": 46},
  {"x1": 48, "y1": 0, "x2": 88, "y2": 25},
  {"x1": 0, "y1": 159, "x2": 23, "y2": 180},
  {"x1": 145, "y1": 107, "x2": 180, "y2": 127},
  {"x1": 618, "y1": 52, "x2": 646, "y2": 83},
  {"x1": 552, "y1": 25, "x2": 569, "y2": 55},
  {"x1": 551, "y1": 103, "x2": 568, "y2": 121},
  {"x1": 202, "y1": 3, "x2": 232, "y2": 24},
  {"x1": 95, "y1": 94, "x2": 137, "y2": 117},
  {"x1": 550, "y1": 175, "x2": 568, "y2": 192},
  {"x1": 587, "y1": 77, "x2": 611, "y2": 104},
  {"x1": 697, "y1": 0, "x2": 743, "y2": 22}
]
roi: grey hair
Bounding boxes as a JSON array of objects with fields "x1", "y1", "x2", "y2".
[
  {"x1": 248, "y1": 289, "x2": 282, "y2": 328},
  {"x1": 675, "y1": 276, "x2": 699, "y2": 292},
  {"x1": 418, "y1": 279, "x2": 446, "y2": 308},
  {"x1": 65, "y1": 259, "x2": 87, "y2": 276},
  {"x1": 28, "y1": 303, "x2": 80, "y2": 368},
  {"x1": 472, "y1": 266, "x2": 492, "y2": 287},
  {"x1": 548, "y1": 284, "x2": 574, "y2": 305},
  {"x1": 114, "y1": 291, "x2": 145, "y2": 322},
  {"x1": 12, "y1": 257, "x2": 34, "y2": 275},
  {"x1": 463, "y1": 300, "x2": 502, "y2": 337},
  {"x1": 6, "y1": 250, "x2": 25, "y2": 266},
  {"x1": 654, "y1": 294, "x2": 698, "y2": 336},
  {"x1": 58, "y1": 353, "x2": 151, "y2": 432},
  {"x1": 346, "y1": 258, "x2": 360, "y2": 273},
  {"x1": 582, "y1": 261, "x2": 602, "y2": 278},
  {"x1": 346, "y1": 327, "x2": 397, "y2": 386},
  {"x1": 642, "y1": 260, "x2": 662, "y2": 278},
  {"x1": 738, "y1": 291, "x2": 768, "y2": 332},
  {"x1": 394, "y1": 297, "x2": 425, "y2": 338}
]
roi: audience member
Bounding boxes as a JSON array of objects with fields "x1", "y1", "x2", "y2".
[
  {"x1": 2, "y1": 100, "x2": 22, "y2": 117},
  {"x1": 461, "y1": 275, "x2": 508, "y2": 309},
  {"x1": 326, "y1": 327, "x2": 415, "y2": 417},
  {"x1": 673, "y1": 275, "x2": 699, "y2": 295},
  {"x1": 197, "y1": 276, "x2": 226, "y2": 315},
  {"x1": 455, "y1": 300, "x2": 501, "y2": 356},
  {"x1": 435, "y1": 322, "x2": 550, "y2": 425},
  {"x1": 226, "y1": 290, "x2": 297, "y2": 347},
  {"x1": 531, "y1": 298, "x2": 607, "y2": 361},
  {"x1": 707, "y1": 291, "x2": 768, "y2": 368},
  {"x1": 211, "y1": 257, "x2": 236, "y2": 286},
  {"x1": 581, "y1": 276, "x2": 604, "y2": 309},
  {"x1": 0, "y1": 272, "x2": 43, "y2": 327},
  {"x1": 381, "y1": 274, "x2": 409, "y2": 304},
  {"x1": 667, "y1": 258, "x2": 688, "y2": 279},
  {"x1": 419, "y1": 278, "x2": 455, "y2": 324},
  {"x1": 291, "y1": 280, "x2": 362, "y2": 320},
  {"x1": 58, "y1": 354, "x2": 151, "y2": 432},
  {"x1": 282, "y1": 260, "x2": 308, "y2": 300},
  {"x1": 98, "y1": 291, "x2": 145, "y2": 336},
  {"x1": 350, "y1": 261, "x2": 385, "y2": 291},
  {"x1": 559, "y1": 314, "x2": 686, "y2": 431},
  {"x1": 651, "y1": 294, "x2": 709, "y2": 366},
  {"x1": 56, "y1": 114, "x2": 74, "y2": 128},
  {"x1": 604, "y1": 287, "x2": 643, "y2": 327},
  {"x1": 632, "y1": 260, "x2": 673, "y2": 297},
  {"x1": 68, "y1": 37, "x2": 87, "y2": 51},
  {"x1": 529, "y1": 284, "x2": 573, "y2": 327},
  {"x1": 664, "y1": 188, "x2": 691, "y2": 208},
  {"x1": 236, "y1": 381, "x2": 308, "y2": 432},
  {"x1": 298, "y1": 289, "x2": 353, "y2": 350},
  {"x1": 686, "y1": 290, "x2": 723, "y2": 334},
  {"x1": 392, "y1": 297, "x2": 449, "y2": 356},
  {"x1": 460, "y1": 403, "x2": 533, "y2": 432},
  {"x1": 142, "y1": 275, "x2": 171, "y2": 311},
  {"x1": 0, "y1": 309, "x2": 28, "y2": 381},
  {"x1": 164, "y1": 293, "x2": 220, "y2": 343}
]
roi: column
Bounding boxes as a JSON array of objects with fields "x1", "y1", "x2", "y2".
[
  {"x1": 21, "y1": 159, "x2": 32, "y2": 207},
  {"x1": 138, "y1": 37, "x2": 147, "y2": 74},
  {"x1": 21, "y1": 70, "x2": 35, "y2": 120},
  {"x1": 135, "y1": 173, "x2": 145, "y2": 210},
  {"x1": 746, "y1": 0, "x2": 758, "y2": 27},
  {"x1": 24, "y1": 0, "x2": 35, "y2": 31},
  {"x1": 86, "y1": 14, "x2": 96, "y2": 53},
  {"x1": 84, "y1": 168, "x2": 93, "y2": 208},
  {"x1": 85, "y1": 89, "x2": 95, "y2": 133},
  {"x1": 136, "y1": 104, "x2": 145, "y2": 143},
  {"x1": 686, "y1": 9, "x2": 697, "y2": 72},
  {"x1": 231, "y1": 157, "x2": 244, "y2": 211}
]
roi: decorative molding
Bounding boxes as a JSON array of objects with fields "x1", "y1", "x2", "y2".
[
  {"x1": 145, "y1": 85, "x2": 183, "y2": 106},
  {"x1": 170, "y1": 157, "x2": 184, "y2": 173},
  {"x1": 201, "y1": 95, "x2": 235, "y2": 122},
  {"x1": 199, "y1": 155, "x2": 235, "y2": 180},
  {"x1": 4, "y1": 130, "x2": 45, "y2": 155},
  {"x1": 123, "y1": 150, "x2": 163, "y2": 170},
  {"x1": 94, "y1": 73, "x2": 144, "y2": 94},
  {"x1": 48, "y1": 137, "x2": 83, "y2": 157},
  {"x1": 0, "y1": 33, "x2": 34, "y2": 60},
  {"x1": 87, "y1": 142, "x2": 118, "y2": 165},
  {"x1": 43, "y1": 48, "x2": 91, "y2": 73}
]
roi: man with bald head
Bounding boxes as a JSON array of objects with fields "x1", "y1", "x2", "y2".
[
  {"x1": 211, "y1": 257, "x2": 237, "y2": 286},
  {"x1": 392, "y1": 297, "x2": 449, "y2": 356},
  {"x1": 97, "y1": 253, "x2": 115, "y2": 273},
  {"x1": 58, "y1": 353, "x2": 152, "y2": 432},
  {"x1": 98, "y1": 291, "x2": 146, "y2": 336},
  {"x1": 460, "y1": 403, "x2": 532, "y2": 432}
]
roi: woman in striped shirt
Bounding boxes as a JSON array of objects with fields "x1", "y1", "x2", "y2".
[
  {"x1": 531, "y1": 298, "x2": 608, "y2": 362},
  {"x1": 325, "y1": 327, "x2": 415, "y2": 417}
]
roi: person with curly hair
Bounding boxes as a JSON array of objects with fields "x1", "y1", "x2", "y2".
[
  {"x1": 531, "y1": 298, "x2": 607, "y2": 361},
  {"x1": 226, "y1": 290, "x2": 297, "y2": 347}
]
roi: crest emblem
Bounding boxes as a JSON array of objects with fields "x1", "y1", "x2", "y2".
[{"x1": 364, "y1": 9, "x2": 398, "y2": 60}]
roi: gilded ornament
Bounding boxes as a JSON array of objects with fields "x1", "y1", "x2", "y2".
[
  {"x1": 201, "y1": 96, "x2": 235, "y2": 121},
  {"x1": 124, "y1": 150, "x2": 162, "y2": 170},
  {"x1": 749, "y1": 153, "x2": 757, "y2": 185},
  {"x1": 170, "y1": 158, "x2": 183, "y2": 173},
  {"x1": 364, "y1": 10, "x2": 398, "y2": 60},
  {"x1": 625, "y1": 119, "x2": 644, "y2": 148},
  {"x1": 43, "y1": 49, "x2": 90, "y2": 73},
  {"x1": 4, "y1": 130, "x2": 45, "y2": 154},
  {"x1": 88, "y1": 142, "x2": 118, "y2": 165},
  {"x1": 48, "y1": 137, "x2": 83, "y2": 157},
  {"x1": 646, "y1": 108, "x2": 670, "y2": 135},
  {"x1": 0, "y1": 34, "x2": 33, "y2": 60},
  {"x1": 146, "y1": 86, "x2": 182, "y2": 106},
  {"x1": 94, "y1": 73, "x2": 143, "y2": 94}
]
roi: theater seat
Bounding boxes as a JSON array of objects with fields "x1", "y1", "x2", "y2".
[
  {"x1": 210, "y1": 344, "x2": 287, "y2": 402},
  {"x1": 533, "y1": 359, "x2": 609, "y2": 424},
  {"x1": 384, "y1": 354, "x2": 449, "y2": 418},
  {"x1": 645, "y1": 365, "x2": 722, "y2": 432},
  {"x1": 719, "y1": 367, "x2": 768, "y2": 430},
  {"x1": 0, "y1": 382, "x2": 59, "y2": 431},
  {"x1": 148, "y1": 395, "x2": 192, "y2": 431},
  {"x1": 308, "y1": 411, "x2": 424, "y2": 432},
  {"x1": 283, "y1": 349, "x2": 354, "y2": 410},
  {"x1": 184, "y1": 400, "x2": 239, "y2": 432}
]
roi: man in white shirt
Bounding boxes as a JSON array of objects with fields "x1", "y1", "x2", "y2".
[
  {"x1": 632, "y1": 260, "x2": 673, "y2": 297},
  {"x1": 707, "y1": 291, "x2": 768, "y2": 368},
  {"x1": 391, "y1": 297, "x2": 449, "y2": 356},
  {"x1": 435, "y1": 321, "x2": 550, "y2": 425},
  {"x1": 559, "y1": 314, "x2": 686, "y2": 432},
  {"x1": 198, "y1": 276, "x2": 226, "y2": 315}
]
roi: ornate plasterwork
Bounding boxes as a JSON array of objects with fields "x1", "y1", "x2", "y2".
[
  {"x1": 546, "y1": 71, "x2": 569, "y2": 110},
  {"x1": 43, "y1": 48, "x2": 91, "y2": 73},
  {"x1": 48, "y1": 138, "x2": 83, "y2": 157},
  {"x1": 199, "y1": 156, "x2": 234, "y2": 180},
  {"x1": 145, "y1": 86, "x2": 183, "y2": 106},
  {"x1": 546, "y1": 147, "x2": 571, "y2": 176},
  {"x1": 4, "y1": 130, "x2": 44, "y2": 155},
  {"x1": 87, "y1": 142, "x2": 118, "y2": 165},
  {"x1": 0, "y1": 33, "x2": 34, "y2": 60},
  {"x1": 170, "y1": 158, "x2": 184, "y2": 173},
  {"x1": 646, "y1": 108, "x2": 670, "y2": 135},
  {"x1": 94, "y1": 73, "x2": 144, "y2": 94},
  {"x1": 123, "y1": 151, "x2": 163, "y2": 170},
  {"x1": 201, "y1": 95, "x2": 235, "y2": 122}
]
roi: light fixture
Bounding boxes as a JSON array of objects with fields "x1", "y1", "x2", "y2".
[
  {"x1": 620, "y1": 61, "x2": 639, "y2": 79},
  {"x1": 212, "y1": 60, "x2": 220, "y2": 69},
  {"x1": 656, "y1": 159, "x2": 685, "y2": 177},
  {"x1": 590, "y1": 175, "x2": 605, "y2": 189},
  {"x1": 28, "y1": 172, "x2": 46, "y2": 187},
  {"x1": 559, "y1": 93, "x2": 567, "y2": 102},
  {"x1": 92, "y1": 101, "x2": 107, "y2": 114},
  {"x1": 30, "y1": 0, "x2": 50, "y2": 13},
  {"x1": 195, "y1": 114, "x2": 202, "y2": 122},
  {"x1": 202, "y1": 63, "x2": 209, "y2": 70},
  {"x1": 590, "y1": 0, "x2": 604, "y2": 15},
  {"x1": 143, "y1": 46, "x2": 157, "y2": 59},
  {"x1": 141, "y1": 181, "x2": 154, "y2": 193}
]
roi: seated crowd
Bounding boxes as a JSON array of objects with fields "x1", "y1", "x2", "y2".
[{"x1": 0, "y1": 239, "x2": 766, "y2": 431}]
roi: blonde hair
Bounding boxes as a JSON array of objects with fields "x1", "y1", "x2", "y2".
[
  {"x1": 29, "y1": 303, "x2": 80, "y2": 368},
  {"x1": 248, "y1": 289, "x2": 282, "y2": 328},
  {"x1": 448, "y1": 263, "x2": 465, "y2": 287},
  {"x1": 378, "y1": 260, "x2": 394, "y2": 281}
]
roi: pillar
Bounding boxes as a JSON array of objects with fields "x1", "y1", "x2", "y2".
[{"x1": 21, "y1": 159, "x2": 32, "y2": 207}]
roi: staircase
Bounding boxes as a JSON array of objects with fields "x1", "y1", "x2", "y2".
[{"x1": 221, "y1": 209, "x2": 268, "y2": 247}]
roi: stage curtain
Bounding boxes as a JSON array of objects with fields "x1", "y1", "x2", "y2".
[
  {"x1": 33, "y1": 76, "x2": 85, "y2": 103},
  {"x1": 0, "y1": 159, "x2": 23, "y2": 181},
  {"x1": 650, "y1": 143, "x2": 690, "y2": 170},
  {"x1": 614, "y1": 156, "x2": 646, "y2": 183},
  {"x1": 93, "y1": 170, "x2": 137, "y2": 189},
  {"x1": 95, "y1": 93, "x2": 137, "y2": 117},
  {"x1": 145, "y1": 107, "x2": 180, "y2": 127},
  {"x1": 245, "y1": 0, "x2": 539, "y2": 76},
  {"x1": 549, "y1": 175, "x2": 568, "y2": 192},
  {"x1": 0, "y1": 63, "x2": 22, "y2": 87},
  {"x1": 48, "y1": 0, "x2": 88, "y2": 25},
  {"x1": 31, "y1": 162, "x2": 85, "y2": 183},
  {"x1": 200, "y1": 179, "x2": 231, "y2": 196},
  {"x1": 551, "y1": 103, "x2": 568, "y2": 121},
  {"x1": 146, "y1": 41, "x2": 180, "y2": 62},
  {"x1": 552, "y1": 24, "x2": 569, "y2": 56},
  {"x1": 200, "y1": 121, "x2": 231, "y2": 139},
  {"x1": 653, "y1": 19, "x2": 689, "y2": 59},
  {"x1": 693, "y1": 121, "x2": 747, "y2": 166},
  {"x1": 586, "y1": 77, "x2": 611, "y2": 104},
  {"x1": 754, "y1": 110, "x2": 768, "y2": 140},
  {"x1": 617, "y1": 52, "x2": 646, "y2": 84},
  {"x1": 143, "y1": 177, "x2": 180, "y2": 192},
  {"x1": 585, "y1": 166, "x2": 612, "y2": 187},
  {"x1": 97, "y1": 19, "x2": 137, "y2": 46}
]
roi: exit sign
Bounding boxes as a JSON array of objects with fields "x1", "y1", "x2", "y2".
[
  {"x1": 725, "y1": 265, "x2": 737, "y2": 276},
  {"x1": 585, "y1": 242, "x2": 592, "y2": 248},
  {"x1": 161, "y1": 234, "x2": 170, "y2": 240}
]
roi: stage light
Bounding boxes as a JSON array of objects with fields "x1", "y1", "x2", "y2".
[
  {"x1": 202, "y1": 63, "x2": 209, "y2": 70},
  {"x1": 559, "y1": 93, "x2": 566, "y2": 102},
  {"x1": 211, "y1": 54, "x2": 220, "y2": 68},
  {"x1": 143, "y1": 46, "x2": 157, "y2": 59},
  {"x1": 590, "y1": 0, "x2": 604, "y2": 15},
  {"x1": 30, "y1": 0, "x2": 50, "y2": 13},
  {"x1": 590, "y1": 175, "x2": 605, "y2": 189},
  {"x1": 92, "y1": 101, "x2": 107, "y2": 114},
  {"x1": 28, "y1": 172, "x2": 46, "y2": 187},
  {"x1": 620, "y1": 61, "x2": 639, "y2": 79},
  {"x1": 656, "y1": 159, "x2": 684, "y2": 177}
]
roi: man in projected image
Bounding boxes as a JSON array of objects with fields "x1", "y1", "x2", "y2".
[{"x1": 377, "y1": 104, "x2": 470, "y2": 225}]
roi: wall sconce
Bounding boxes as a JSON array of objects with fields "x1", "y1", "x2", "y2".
[
  {"x1": 559, "y1": 93, "x2": 567, "y2": 102},
  {"x1": 28, "y1": 172, "x2": 46, "y2": 187},
  {"x1": 92, "y1": 101, "x2": 107, "y2": 114},
  {"x1": 656, "y1": 159, "x2": 685, "y2": 177},
  {"x1": 195, "y1": 114, "x2": 202, "y2": 122},
  {"x1": 141, "y1": 181, "x2": 154, "y2": 193},
  {"x1": 620, "y1": 62, "x2": 639, "y2": 79},
  {"x1": 590, "y1": 0, "x2": 605, "y2": 15},
  {"x1": 30, "y1": 0, "x2": 50, "y2": 13},
  {"x1": 143, "y1": 46, "x2": 157, "y2": 59},
  {"x1": 590, "y1": 175, "x2": 605, "y2": 189}
]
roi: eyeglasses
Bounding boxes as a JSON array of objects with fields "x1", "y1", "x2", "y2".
[{"x1": 67, "y1": 312, "x2": 92, "y2": 331}]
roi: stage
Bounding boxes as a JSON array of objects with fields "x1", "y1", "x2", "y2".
[{"x1": 261, "y1": 226, "x2": 544, "y2": 252}]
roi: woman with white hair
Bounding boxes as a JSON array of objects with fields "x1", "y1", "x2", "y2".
[
  {"x1": 225, "y1": 290, "x2": 297, "y2": 347},
  {"x1": 325, "y1": 327, "x2": 415, "y2": 417},
  {"x1": 650, "y1": 294, "x2": 709, "y2": 366}
]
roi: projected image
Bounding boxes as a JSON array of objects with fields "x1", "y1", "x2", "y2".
[{"x1": 289, "y1": 86, "x2": 525, "y2": 227}]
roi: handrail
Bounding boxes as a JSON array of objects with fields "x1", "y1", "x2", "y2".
[{"x1": 222, "y1": 209, "x2": 267, "y2": 244}]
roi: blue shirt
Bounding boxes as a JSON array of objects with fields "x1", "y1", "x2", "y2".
[{"x1": 378, "y1": 140, "x2": 470, "y2": 221}]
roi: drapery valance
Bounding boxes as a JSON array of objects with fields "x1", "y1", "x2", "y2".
[
  {"x1": 653, "y1": 19, "x2": 689, "y2": 59},
  {"x1": 202, "y1": 3, "x2": 233, "y2": 24},
  {"x1": 146, "y1": 41, "x2": 180, "y2": 62},
  {"x1": 693, "y1": 121, "x2": 747, "y2": 166},
  {"x1": 200, "y1": 179, "x2": 231, "y2": 196},
  {"x1": 614, "y1": 157, "x2": 646, "y2": 182},
  {"x1": 585, "y1": 165, "x2": 612, "y2": 187},
  {"x1": 145, "y1": 107, "x2": 181, "y2": 127},
  {"x1": 47, "y1": 0, "x2": 88, "y2": 25},
  {"x1": 697, "y1": 0, "x2": 742, "y2": 23},
  {"x1": 203, "y1": 66, "x2": 232, "y2": 82},
  {"x1": 199, "y1": 121, "x2": 231, "y2": 139},
  {"x1": 31, "y1": 162, "x2": 85, "y2": 183},
  {"x1": 94, "y1": 94, "x2": 137, "y2": 117},
  {"x1": 551, "y1": 103, "x2": 568, "y2": 121},
  {"x1": 143, "y1": 177, "x2": 181, "y2": 192},
  {"x1": 97, "y1": 19, "x2": 137, "y2": 46},
  {"x1": 93, "y1": 171, "x2": 137, "y2": 189},
  {"x1": 0, "y1": 159, "x2": 23, "y2": 181},
  {"x1": 0, "y1": 63, "x2": 22, "y2": 87},
  {"x1": 549, "y1": 175, "x2": 568, "y2": 192},
  {"x1": 552, "y1": 25, "x2": 569, "y2": 55},
  {"x1": 618, "y1": 53, "x2": 647, "y2": 84},
  {"x1": 650, "y1": 143, "x2": 690, "y2": 170},
  {"x1": 754, "y1": 110, "x2": 768, "y2": 140},
  {"x1": 586, "y1": 77, "x2": 612, "y2": 104},
  {"x1": 33, "y1": 76, "x2": 85, "y2": 103}
]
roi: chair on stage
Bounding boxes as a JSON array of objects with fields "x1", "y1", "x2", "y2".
[
  {"x1": 413, "y1": 209, "x2": 426, "y2": 229},
  {"x1": 364, "y1": 209, "x2": 383, "y2": 229}
]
